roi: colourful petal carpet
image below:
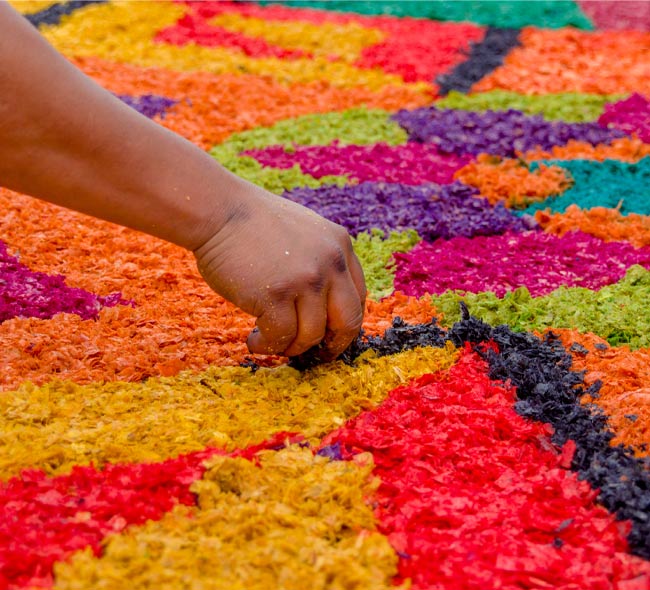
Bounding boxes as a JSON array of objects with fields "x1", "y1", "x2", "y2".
[{"x1": 3, "y1": 1, "x2": 650, "y2": 588}]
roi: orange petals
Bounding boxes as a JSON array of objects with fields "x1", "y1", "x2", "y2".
[
  {"x1": 454, "y1": 154, "x2": 571, "y2": 207},
  {"x1": 474, "y1": 27, "x2": 650, "y2": 95},
  {"x1": 537, "y1": 205, "x2": 650, "y2": 248},
  {"x1": 363, "y1": 292, "x2": 439, "y2": 336},
  {"x1": 523, "y1": 137, "x2": 650, "y2": 163},
  {"x1": 550, "y1": 328, "x2": 650, "y2": 457},
  {"x1": 71, "y1": 55, "x2": 431, "y2": 149}
]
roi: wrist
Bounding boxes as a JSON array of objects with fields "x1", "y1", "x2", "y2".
[{"x1": 131, "y1": 135, "x2": 249, "y2": 251}]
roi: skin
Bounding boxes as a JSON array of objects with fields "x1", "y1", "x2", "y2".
[{"x1": 0, "y1": 4, "x2": 366, "y2": 359}]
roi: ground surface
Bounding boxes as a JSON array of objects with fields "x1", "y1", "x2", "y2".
[{"x1": 2, "y1": 1, "x2": 650, "y2": 588}]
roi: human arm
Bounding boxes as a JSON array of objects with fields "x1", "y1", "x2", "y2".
[{"x1": 0, "y1": 3, "x2": 366, "y2": 358}]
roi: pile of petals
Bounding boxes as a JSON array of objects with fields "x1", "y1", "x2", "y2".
[
  {"x1": 430, "y1": 265, "x2": 650, "y2": 350},
  {"x1": 394, "y1": 229, "x2": 650, "y2": 297},
  {"x1": 576, "y1": 0, "x2": 650, "y2": 31},
  {"x1": 454, "y1": 154, "x2": 571, "y2": 207},
  {"x1": 160, "y1": 0, "x2": 486, "y2": 84},
  {"x1": 282, "y1": 181, "x2": 529, "y2": 239},
  {"x1": 0, "y1": 434, "x2": 295, "y2": 589},
  {"x1": 522, "y1": 136, "x2": 650, "y2": 164},
  {"x1": 0, "y1": 240, "x2": 127, "y2": 322},
  {"x1": 472, "y1": 28, "x2": 650, "y2": 95},
  {"x1": 436, "y1": 26, "x2": 522, "y2": 95},
  {"x1": 322, "y1": 351, "x2": 650, "y2": 589},
  {"x1": 436, "y1": 89, "x2": 620, "y2": 122},
  {"x1": 0, "y1": 451, "x2": 213, "y2": 588},
  {"x1": 52, "y1": 446, "x2": 400, "y2": 589},
  {"x1": 598, "y1": 93, "x2": 650, "y2": 143},
  {"x1": 116, "y1": 93, "x2": 178, "y2": 119},
  {"x1": 6, "y1": 0, "x2": 650, "y2": 587},
  {"x1": 392, "y1": 107, "x2": 627, "y2": 156},
  {"x1": 243, "y1": 142, "x2": 471, "y2": 185},
  {"x1": 536, "y1": 205, "x2": 650, "y2": 247},
  {"x1": 556, "y1": 328, "x2": 650, "y2": 454},
  {"x1": 521, "y1": 157, "x2": 650, "y2": 216}
]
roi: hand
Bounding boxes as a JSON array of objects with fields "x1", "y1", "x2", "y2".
[
  {"x1": 0, "y1": 2, "x2": 366, "y2": 357},
  {"x1": 194, "y1": 184, "x2": 366, "y2": 359}
]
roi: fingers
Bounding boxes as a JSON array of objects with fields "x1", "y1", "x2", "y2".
[
  {"x1": 247, "y1": 274, "x2": 363, "y2": 359},
  {"x1": 247, "y1": 233, "x2": 366, "y2": 360},
  {"x1": 283, "y1": 291, "x2": 328, "y2": 357},
  {"x1": 247, "y1": 301, "x2": 297, "y2": 355},
  {"x1": 321, "y1": 272, "x2": 365, "y2": 360}
]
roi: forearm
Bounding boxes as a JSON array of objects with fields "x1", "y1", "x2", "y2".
[
  {"x1": 0, "y1": 2, "x2": 239, "y2": 251},
  {"x1": 0, "y1": 4, "x2": 366, "y2": 359}
]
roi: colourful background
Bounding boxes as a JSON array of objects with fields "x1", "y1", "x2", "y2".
[{"x1": 2, "y1": 1, "x2": 650, "y2": 588}]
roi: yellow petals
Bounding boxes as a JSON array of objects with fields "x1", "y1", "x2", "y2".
[
  {"x1": 0, "y1": 344, "x2": 459, "y2": 478},
  {"x1": 211, "y1": 12, "x2": 385, "y2": 62},
  {"x1": 53, "y1": 446, "x2": 402, "y2": 590},
  {"x1": 41, "y1": 1, "x2": 428, "y2": 92},
  {"x1": 6, "y1": 0, "x2": 57, "y2": 14}
]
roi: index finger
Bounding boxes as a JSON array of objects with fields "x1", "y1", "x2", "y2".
[{"x1": 247, "y1": 301, "x2": 298, "y2": 355}]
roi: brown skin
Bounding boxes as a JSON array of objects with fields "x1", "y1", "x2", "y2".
[{"x1": 0, "y1": 4, "x2": 366, "y2": 359}]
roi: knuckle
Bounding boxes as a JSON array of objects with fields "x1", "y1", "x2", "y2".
[
  {"x1": 268, "y1": 268, "x2": 327, "y2": 299},
  {"x1": 337, "y1": 229, "x2": 355, "y2": 253},
  {"x1": 297, "y1": 269, "x2": 326, "y2": 293},
  {"x1": 266, "y1": 282, "x2": 296, "y2": 302},
  {"x1": 250, "y1": 298, "x2": 266, "y2": 318},
  {"x1": 329, "y1": 246, "x2": 348, "y2": 274},
  {"x1": 332, "y1": 224, "x2": 351, "y2": 243}
]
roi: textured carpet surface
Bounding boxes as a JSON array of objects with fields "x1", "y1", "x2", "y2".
[{"x1": 3, "y1": 1, "x2": 650, "y2": 588}]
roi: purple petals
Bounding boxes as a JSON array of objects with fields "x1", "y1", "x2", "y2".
[
  {"x1": 0, "y1": 241, "x2": 130, "y2": 323},
  {"x1": 243, "y1": 142, "x2": 471, "y2": 185},
  {"x1": 316, "y1": 442, "x2": 343, "y2": 461},
  {"x1": 394, "y1": 230, "x2": 650, "y2": 297},
  {"x1": 598, "y1": 93, "x2": 650, "y2": 143},
  {"x1": 282, "y1": 181, "x2": 529, "y2": 238},
  {"x1": 392, "y1": 107, "x2": 627, "y2": 157},
  {"x1": 116, "y1": 94, "x2": 178, "y2": 119}
]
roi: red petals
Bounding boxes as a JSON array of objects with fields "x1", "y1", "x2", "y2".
[
  {"x1": 323, "y1": 350, "x2": 650, "y2": 589},
  {"x1": 155, "y1": 13, "x2": 308, "y2": 60},
  {"x1": 0, "y1": 432, "x2": 298, "y2": 589}
]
